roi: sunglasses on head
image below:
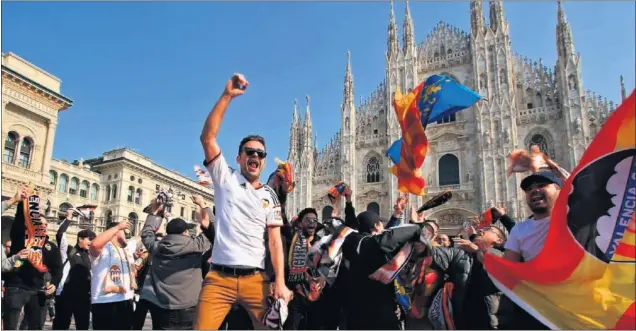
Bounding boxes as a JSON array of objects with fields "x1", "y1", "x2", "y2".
[
  {"x1": 243, "y1": 147, "x2": 267, "y2": 159},
  {"x1": 481, "y1": 226, "x2": 504, "y2": 240}
]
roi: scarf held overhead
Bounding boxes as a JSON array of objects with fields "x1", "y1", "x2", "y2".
[
  {"x1": 15, "y1": 192, "x2": 48, "y2": 273},
  {"x1": 484, "y1": 90, "x2": 636, "y2": 330}
]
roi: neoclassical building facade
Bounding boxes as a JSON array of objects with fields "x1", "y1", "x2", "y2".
[
  {"x1": 2, "y1": 52, "x2": 214, "y2": 242},
  {"x1": 286, "y1": 1, "x2": 630, "y2": 234}
]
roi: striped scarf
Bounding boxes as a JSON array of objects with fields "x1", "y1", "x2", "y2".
[{"x1": 287, "y1": 232, "x2": 309, "y2": 284}]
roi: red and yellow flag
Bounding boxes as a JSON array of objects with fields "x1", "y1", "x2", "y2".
[{"x1": 484, "y1": 90, "x2": 636, "y2": 329}]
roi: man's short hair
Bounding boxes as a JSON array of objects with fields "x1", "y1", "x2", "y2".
[
  {"x1": 238, "y1": 135, "x2": 266, "y2": 155},
  {"x1": 77, "y1": 229, "x2": 96, "y2": 241}
]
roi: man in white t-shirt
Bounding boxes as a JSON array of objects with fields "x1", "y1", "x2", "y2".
[
  {"x1": 504, "y1": 170, "x2": 563, "y2": 262},
  {"x1": 194, "y1": 73, "x2": 293, "y2": 329},
  {"x1": 88, "y1": 220, "x2": 136, "y2": 330}
]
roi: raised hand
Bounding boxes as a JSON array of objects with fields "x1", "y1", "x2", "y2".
[
  {"x1": 17, "y1": 249, "x2": 29, "y2": 260},
  {"x1": 342, "y1": 185, "x2": 352, "y2": 202},
  {"x1": 393, "y1": 196, "x2": 407, "y2": 217},
  {"x1": 223, "y1": 73, "x2": 249, "y2": 98},
  {"x1": 190, "y1": 195, "x2": 205, "y2": 208},
  {"x1": 117, "y1": 220, "x2": 132, "y2": 231}
]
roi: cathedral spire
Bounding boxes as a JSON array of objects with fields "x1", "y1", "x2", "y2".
[
  {"x1": 620, "y1": 75, "x2": 627, "y2": 101},
  {"x1": 470, "y1": 0, "x2": 485, "y2": 35},
  {"x1": 556, "y1": 1, "x2": 575, "y2": 58},
  {"x1": 343, "y1": 50, "x2": 354, "y2": 105},
  {"x1": 387, "y1": 0, "x2": 399, "y2": 59},
  {"x1": 292, "y1": 98, "x2": 298, "y2": 124},
  {"x1": 489, "y1": 0, "x2": 506, "y2": 32},
  {"x1": 402, "y1": 0, "x2": 415, "y2": 53},
  {"x1": 304, "y1": 95, "x2": 312, "y2": 128}
]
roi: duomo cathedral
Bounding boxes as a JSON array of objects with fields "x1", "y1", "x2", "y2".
[{"x1": 285, "y1": 1, "x2": 630, "y2": 233}]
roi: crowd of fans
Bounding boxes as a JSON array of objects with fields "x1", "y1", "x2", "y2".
[{"x1": 1, "y1": 74, "x2": 570, "y2": 330}]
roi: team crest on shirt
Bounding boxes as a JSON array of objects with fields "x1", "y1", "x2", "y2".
[
  {"x1": 262, "y1": 199, "x2": 270, "y2": 208},
  {"x1": 44, "y1": 243, "x2": 51, "y2": 251}
]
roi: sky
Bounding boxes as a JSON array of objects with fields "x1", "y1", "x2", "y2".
[{"x1": 2, "y1": 1, "x2": 634, "y2": 181}]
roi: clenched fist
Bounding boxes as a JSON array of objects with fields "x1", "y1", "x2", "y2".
[{"x1": 223, "y1": 73, "x2": 249, "y2": 98}]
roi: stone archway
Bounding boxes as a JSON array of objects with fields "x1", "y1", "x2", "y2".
[{"x1": 428, "y1": 207, "x2": 478, "y2": 235}]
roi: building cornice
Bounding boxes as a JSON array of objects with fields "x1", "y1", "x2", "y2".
[
  {"x1": 91, "y1": 156, "x2": 214, "y2": 199},
  {"x1": 1, "y1": 65, "x2": 73, "y2": 110}
]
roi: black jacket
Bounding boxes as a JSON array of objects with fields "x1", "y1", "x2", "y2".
[
  {"x1": 56, "y1": 220, "x2": 91, "y2": 300},
  {"x1": 6, "y1": 201, "x2": 62, "y2": 291},
  {"x1": 430, "y1": 245, "x2": 513, "y2": 330},
  {"x1": 342, "y1": 224, "x2": 423, "y2": 329}
]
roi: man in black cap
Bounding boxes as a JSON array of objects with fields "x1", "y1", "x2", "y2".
[
  {"x1": 502, "y1": 169, "x2": 566, "y2": 330},
  {"x1": 341, "y1": 210, "x2": 424, "y2": 330},
  {"x1": 139, "y1": 199, "x2": 212, "y2": 330},
  {"x1": 504, "y1": 170, "x2": 563, "y2": 263},
  {"x1": 53, "y1": 213, "x2": 96, "y2": 330}
]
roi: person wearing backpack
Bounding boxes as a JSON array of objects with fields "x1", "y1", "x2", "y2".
[{"x1": 52, "y1": 213, "x2": 96, "y2": 330}]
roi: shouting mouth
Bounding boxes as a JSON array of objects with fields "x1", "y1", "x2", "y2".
[
  {"x1": 530, "y1": 192, "x2": 546, "y2": 205},
  {"x1": 247, "y1": 159, "x2": 260, "y2": 171}
]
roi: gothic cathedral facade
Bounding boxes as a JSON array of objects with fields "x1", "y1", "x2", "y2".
[{"x1": 286, "y1": 1, "x2": 628, "y2": 233}]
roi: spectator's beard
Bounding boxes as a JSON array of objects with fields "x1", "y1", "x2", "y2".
[{"x1": 530, "y1": 205, "x2": 549, "y2": 215}]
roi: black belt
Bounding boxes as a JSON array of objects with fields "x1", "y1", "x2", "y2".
[{"x1": 211, "y1": 264, "x2": 262, "y2": 276}]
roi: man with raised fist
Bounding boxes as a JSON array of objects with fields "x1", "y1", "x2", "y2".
[
  {"x1": 88, "y1": 220, "x2": 136, "y2": 330},
  {"x1": 195, "y1": 73, "x2": 293, "y2": 329}
]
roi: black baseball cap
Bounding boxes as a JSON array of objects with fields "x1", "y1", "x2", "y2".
[
  {"x1": 357, "y1": 211, "x2": 383, "y2": 234},
  {"x1": 166, "y1": 218, "x2": 197, "y2": 235},
  {"x1": 77, "y1": 229, "x2": 96, "y2": 240},
  {"x1": 520, "y1": 170, "x2": 563, "y2": 191}
]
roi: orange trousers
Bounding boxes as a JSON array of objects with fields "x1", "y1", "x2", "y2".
[{"x1": 194, "y1": 270, "x2": 270, "y2": 330}]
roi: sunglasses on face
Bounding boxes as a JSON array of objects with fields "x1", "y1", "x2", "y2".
[
  {"x1": 243, "y1": 148, "x2": 267, "y2": 159},
  {"x1": 303, "y1": 216, "x2": 319, "y2": 224}
]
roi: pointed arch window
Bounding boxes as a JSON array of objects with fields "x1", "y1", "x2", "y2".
[
  {"x1": 58, "y1": 174, "x2": 69, "y2": 193},
  {"x1": 18, "y1": 138, "x2": 33, "y2": 168},
  {"x1": 112, "y1": 184, "x2": 118, "y2": 200},
  {"x1": 4, "y1": 132, "x2": 18, "y2": 164},
  {"x1": 105, "y1": 210, "x2": 113, "y2": 223},
  {"x1": 438, "y1": 154, "x2": 460, "y2": 186},
  {"x1": 105, "y1": 185, "x2": 111, "y2": 201},
  {"x1": 90, "y1": 184, "x2": 99, "y2": 200},
  {"x1": 365, "y1": 156, "x2": 381, "y2": 183},
  {"x1": 80, "y1": 180, "x2": 89, "y2": 198}
]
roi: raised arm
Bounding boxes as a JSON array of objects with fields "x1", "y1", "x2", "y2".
[
  {"x1": 200, "y1": 74, "x2": 249, "y2": 163},
  {"x1": 2, "y1": 185, "x2": 27, "y2": 214},
  {"x1": 89, "y1": 221, "x2": 130, "y2": 257}
]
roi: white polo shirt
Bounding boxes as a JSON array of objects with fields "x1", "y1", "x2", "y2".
[{"x1": 205, "y1": 152, "x2": 283, "y2": 269}]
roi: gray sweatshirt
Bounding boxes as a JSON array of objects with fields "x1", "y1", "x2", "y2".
[{"x1": 139, "y1": 215, "x2": 210, "y2": 310}]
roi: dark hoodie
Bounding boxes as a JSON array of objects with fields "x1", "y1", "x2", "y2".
[
  {"x1": 140, "y1": 214, "x2": 212, "y2": 310},
  {"x1": 342, "y1": 212, "x2": 424, "y2": 330}
]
